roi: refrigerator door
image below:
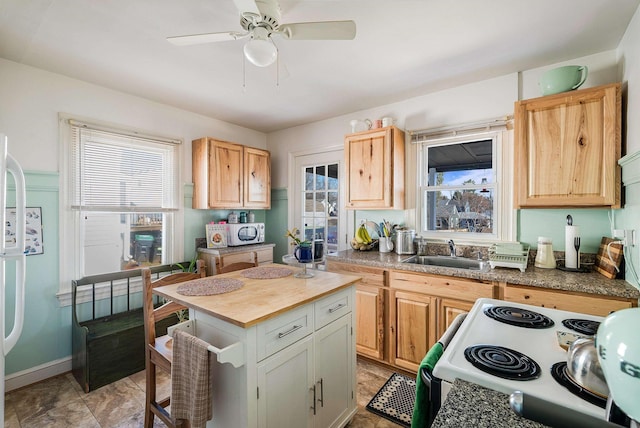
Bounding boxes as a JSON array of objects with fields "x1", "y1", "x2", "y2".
[{"x1": 0, "y1": 134, "x2": 27, "y2": 427}]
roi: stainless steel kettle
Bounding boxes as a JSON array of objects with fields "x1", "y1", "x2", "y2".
[{"x1": 395, "y1": 229, "x2": 416, "y2": 255}]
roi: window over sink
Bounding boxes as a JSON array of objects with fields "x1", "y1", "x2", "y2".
[{"x1": 414, "y1": 119, "x2": 514, "y2": 242}]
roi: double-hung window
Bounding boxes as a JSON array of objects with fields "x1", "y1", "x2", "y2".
[
  {"x1": 415, "y1": 119, "x2": 514, "y2": 242},
  {"x1": 61, "y1": 118, "x2": 181, "y2": 294}
]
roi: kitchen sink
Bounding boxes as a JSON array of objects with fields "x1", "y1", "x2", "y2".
[{"x1": 401, "y1": 255, "x2": 488, "y2": 271}]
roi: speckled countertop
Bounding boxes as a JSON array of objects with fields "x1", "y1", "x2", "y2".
[
  {"x1": 431, "y1": 379, "x2": 550, "y2": 428},
  {"x1": 326, "y1": 249, "x2": 640, "y2": 300}
]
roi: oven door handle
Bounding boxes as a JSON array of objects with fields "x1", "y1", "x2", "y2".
[
  {"x1": 509, "y1": 391, "x2": 622, "y2": 428},
  {"x1": 439, "y1": 313, "x2": 467, "y2": 350}
]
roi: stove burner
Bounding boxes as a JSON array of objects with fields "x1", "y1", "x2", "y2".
[
  {"x1": 464, "y1": 345, "x2": 541, "y2": 380},
  {"x1": 562, "y1": 319, "x2": 601, "y2": 336},
  {"x1": 484, "y1": 306, "x2": 555, "y2": 329},
  {"x1": 551, "y1": 362, "x2": 607, "y2": 409}
]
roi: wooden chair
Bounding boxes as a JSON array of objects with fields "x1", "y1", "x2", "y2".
[
  {"x1": 142, "y1": 259, "x2": 206, "y2": 428},
  {"x1": 215, "y1": 251, "x2": 258, "y2": 274}
]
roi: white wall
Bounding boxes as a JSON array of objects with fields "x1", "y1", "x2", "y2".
[
  {"x1": 619, "y1": 4, "x2": 640, "y2": 154},
  {"x1": 0, "y1": 58, "x2": 267, "y2": 179},
  {"x1": 267, "y1": 50, "x2": 620, "y2": 190},
  {"x1": 267, "y1": 73, "x2": 518, "y2": 190}
]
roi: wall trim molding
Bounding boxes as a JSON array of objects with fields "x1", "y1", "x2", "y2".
[
  {"x1": 619, "y1": 150, "x2": 640, "y2": 186},
  {"x1": 5, "y1": 356, "x2": 72, "y2": 392},
  {"x1": 8, "y1": 170, "x2": 59, "y2": 192}
]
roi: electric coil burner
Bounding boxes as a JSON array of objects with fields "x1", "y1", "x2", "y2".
[
  {"x1": 550, "y1": 362, "x2": 607, "y2": 409},
  {"x1": 562, "y1": 319, "x2": 601, "y2": 336},
  {"x1": 464, "y1": 345, "x2": 541, "y2": 380},
  {"x1": 484, "y1": 306, "x2": 555, "y2": 329}
]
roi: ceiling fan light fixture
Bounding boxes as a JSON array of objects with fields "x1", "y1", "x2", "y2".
[
  {"x1": 244, "y1": 39, "x2": 277, "y2": 67},
  {"x1": 243, "y1": 27, "x2": 277, "y2": 67}
]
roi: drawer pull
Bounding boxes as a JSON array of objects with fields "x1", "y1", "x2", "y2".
[
  {"x1": 328, "y1": 303, "x2": 347, "y2": 313},
  {"x1": 278, "y1": 324, "x2": 303, "y2": 338}
]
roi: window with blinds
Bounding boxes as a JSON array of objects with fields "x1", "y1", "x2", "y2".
[{"x1": 67, "y1": 121, "x2": 180, "y2": 277}]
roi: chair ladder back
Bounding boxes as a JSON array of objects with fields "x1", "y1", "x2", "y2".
[{"x1": 142, "y1": 259, "x2": 206, "y2": 346}]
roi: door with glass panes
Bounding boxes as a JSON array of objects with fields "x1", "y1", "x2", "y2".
[{"x1": 293, "y1": 150, "x2": 348, "y2": 265}]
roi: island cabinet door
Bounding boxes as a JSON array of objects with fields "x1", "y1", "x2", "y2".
[
  {"x1": 314, "y1": 314, "x2": 354, "y2": 428},
  {"x1": 257, "y1": 335, "x2": 314, "y2": 428}
]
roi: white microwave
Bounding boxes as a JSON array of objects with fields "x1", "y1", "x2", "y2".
[{"x1": 227, "y1": 222, "x2": 265, "y2": 246}]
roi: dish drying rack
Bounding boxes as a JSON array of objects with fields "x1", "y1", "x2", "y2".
[{"x1": 488, "y1": 243, "x2": 529, "y2": 272}]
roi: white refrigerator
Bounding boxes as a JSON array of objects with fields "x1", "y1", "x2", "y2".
[{"x1": 0, "y1": 134, "x2": 26, "y2": 427}]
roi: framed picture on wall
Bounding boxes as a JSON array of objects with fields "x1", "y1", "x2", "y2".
[{"x1": 5, "y1": 207, "x2": 44, "y2": 255}]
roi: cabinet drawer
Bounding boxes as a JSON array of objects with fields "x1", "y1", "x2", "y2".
[
  {"x1": 390, "y1": 271, "x2": 495, "y2": 301},
  {"x1": 257, "y1": 303, "x2": 314, "y2": 361},
  {"x1": 504, "y1": 285, "x2": 633, "y2": 317},
  {"x1": 315, "y1": 287, "x2": 353, "y2": 330},
  {"x1": 326, "y1": 261, "x2": 386, "y2": 287}
]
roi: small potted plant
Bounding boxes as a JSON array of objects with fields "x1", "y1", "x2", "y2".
[{"x1": 285, "y1": 228, "x2": 312, "y2": 263}]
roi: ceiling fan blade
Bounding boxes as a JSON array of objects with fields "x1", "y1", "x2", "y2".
[
  {"x1": 233, "y1": 0, "x2": 261, "y2": 15},
  {"x1": 167, "y1": 31, "x2": 248, "y2": 46},
  {"x1": 278, "y1": 20, "x2": 356, "y2": 40}
]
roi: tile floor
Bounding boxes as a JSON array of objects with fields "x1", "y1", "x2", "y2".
[{"x1": 4, "y1": 358, "x2": 402, "y2": 428}]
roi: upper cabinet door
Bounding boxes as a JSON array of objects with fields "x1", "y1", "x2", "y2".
[
  {"x1": 344, "y1": 126, "x2": 405, "y2": 209},
  {"x1": 209, "y1": 139, "x2": 244, "y2": 208},
  {"x1": 514, "y1": 83, "x2": 621, "y2": 208},
  {"x1": 244, "y1": 147, "x2": 271, "y2": 209}
]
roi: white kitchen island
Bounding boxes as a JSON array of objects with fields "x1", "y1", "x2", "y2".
[{"x1": 154, "y1": 265, "x2": 360, "y2": 428}]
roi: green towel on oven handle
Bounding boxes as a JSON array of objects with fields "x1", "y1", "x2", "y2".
[{"x1": 411, "y1": 342, "x2": 444, "y2": 428}]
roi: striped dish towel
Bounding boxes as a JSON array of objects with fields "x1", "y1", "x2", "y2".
[{"x1": 171, "y1": 329, "x2": 213, "y2": 428}]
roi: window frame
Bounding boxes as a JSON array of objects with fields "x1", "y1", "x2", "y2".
[
  {"x1": 58, "y1": 115, "x2": 184, "y2": 305},
  {"x1": 415, "y1": 125, "x2": 514, "y2": 244}
]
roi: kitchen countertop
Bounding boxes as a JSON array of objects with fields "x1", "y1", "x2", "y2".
[
  {"x1": 326, "y1": 250, "x2": 640, "y2": 300},
  {"x1": 431, "y1": 379, "x2": 550, "y2": 428},
  {"x1": 153, "y1": 265, "x2": 360, "y2": 327}
]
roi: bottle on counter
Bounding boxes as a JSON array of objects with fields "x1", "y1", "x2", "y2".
[
  {"x1": 228, "y1": 212, "x2": 238, "y2": 224},
  {"x1": 248, "y1": 211, "x2": 255, "y2": 223},
  {"x1": 535, "y1": 237, "x2": 556, "y2": 269}
]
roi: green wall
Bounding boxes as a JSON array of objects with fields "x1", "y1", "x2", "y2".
[
  {"x1": 5, "y1": 172, "x2": 64, "y2": 374},
  {"x1": 518, "y1": 209, "x2": 612, "y2": 254},
  {"x1": 266, "y1": 188, "x2": 289, "y2": 263}
]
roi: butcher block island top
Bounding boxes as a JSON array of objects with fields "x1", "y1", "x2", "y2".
[{"x1": 154, "y1": 264, "x2": 361, "y2": 328}]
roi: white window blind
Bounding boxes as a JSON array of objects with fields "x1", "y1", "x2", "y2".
[{"x1": 70, "y1": 125, "x2": 179, "y2": 212}]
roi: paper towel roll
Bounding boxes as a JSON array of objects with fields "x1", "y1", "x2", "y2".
[{"x1": 565, "y1": 225, "x2": 580, "y2": 269}]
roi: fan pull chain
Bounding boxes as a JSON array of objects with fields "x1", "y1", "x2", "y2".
[
  {"x1": 276, "y1": 44, "x2": 279, "y2": 88},
  {"x1": 242, "y1": 51, "x2": 247, "y2": 93}
]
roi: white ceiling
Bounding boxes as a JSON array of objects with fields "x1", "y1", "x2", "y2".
[{"x1": 1, "y1": 0, "x2": 638, "y2": 133}]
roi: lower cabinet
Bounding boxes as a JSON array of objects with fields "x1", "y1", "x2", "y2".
[
  {"x1": 256, "y1": 289, "x2": 355, "y2": 428},
  {"x1": 355, "y1": 284, "x2": 385, "y2": 360},
  {"x1": 504, "y1": 284, "x2": 634, "y2": 317},
  {"x1": 390, "y1": 290, "x2": 437, "y2": 372},
  {"x1": 326, "y1": 261, "x2": 387, "y2": 362},
  {"x1": 390, "y1": 270, "x2": 496, "y2": 372}
]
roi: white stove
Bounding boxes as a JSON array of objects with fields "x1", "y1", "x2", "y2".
[{"x1": 432, "y1": 298, "x2": 606, "y2": 420}]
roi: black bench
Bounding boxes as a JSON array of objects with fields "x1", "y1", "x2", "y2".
[{"x1": 71, "y1": 262, "x2": 194, "y2": 392}]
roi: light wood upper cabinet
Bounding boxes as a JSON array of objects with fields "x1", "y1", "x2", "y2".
[
  {"x1": 244, "y1": 146, "x2": 271, "y2": 209},
  {"x1": 514, "y1": 83, "x2": 621, "y2": 208},
  {"x1": 192, "y1": 138, "x2": 271, "y2": 209},
  {"x1": 344, "y1": 126, "x2": 405, "y2": 209}
]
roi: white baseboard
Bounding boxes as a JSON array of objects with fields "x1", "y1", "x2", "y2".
[{"x1": 4, "y1": 357, "x2": 72, "y2": 392}]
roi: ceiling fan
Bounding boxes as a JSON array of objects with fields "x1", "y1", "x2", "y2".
[{"x1": 167, "y1": 0, "x2": 356, "y2": 67}]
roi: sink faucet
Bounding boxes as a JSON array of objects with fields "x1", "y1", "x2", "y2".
[{"x1": 447, "y1": 240, "x2": 456, "y2": 257}]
